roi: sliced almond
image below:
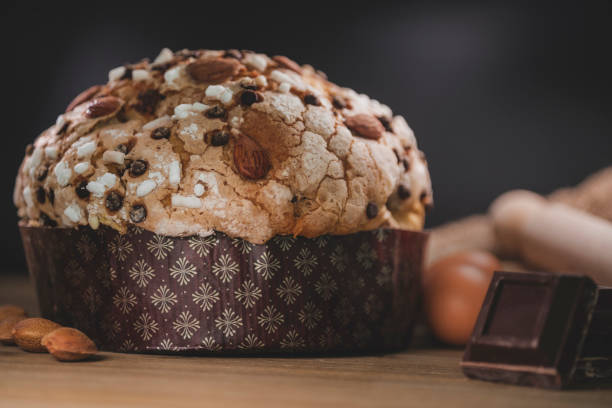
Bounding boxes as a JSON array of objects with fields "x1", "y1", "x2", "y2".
[
  {"x1": 84, "y1": 96, "x2": 123, "y2": 119},
  {"x1": 345, "y1": 113, "x2": 385, "y2": 140},
  {"x1": 42, "y1": 327, "x2": 97, "y2": 362},
  {"x1": 12, "y1": 318, "x2": 62, "y2": 352},
  {"x1": 186, "y1": 57, "x2": 242, "y2": 84},
  {"x1": 65, "y1": 85, "x2": 103, "y2": 112},
  {"x1": 233, "y1": 135, "x2": 270, "y2": 180}
]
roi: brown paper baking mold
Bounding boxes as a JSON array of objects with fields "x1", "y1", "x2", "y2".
[{"x1": 20, "y1": 225, "x2": 427, "y2": 354}]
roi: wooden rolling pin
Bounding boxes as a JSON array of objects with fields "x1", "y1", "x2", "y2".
[{"x1": 490, "y1": 190, "x2": 612, "y2": 286}]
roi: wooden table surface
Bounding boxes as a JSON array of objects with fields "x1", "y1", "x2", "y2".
[{"x1": 1, "y1": 275, "x2": 611, "y2": 408}]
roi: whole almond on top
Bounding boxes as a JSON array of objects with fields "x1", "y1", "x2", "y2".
[
  {"x1": 233, "y1": 135, "x2": 271, "y2": 180},
  {"x1": 65, "y1": 85, "x2": 103, "y2": 112},
  {"x1": 0, "y1": 314, "x2": 27, "y2": 345},
  {"x1": 272, "y1": 55, "x2": 302, "y2": 74},
  {"x1": 42, "y1": 327, "x2": 97, "y2": 362},
  {"x1": 12, "y1": 318, "x2": 62, "y2": 352},
  {"x1": 84, "y1": 96, "x2": 122, "y2": 119},
  {"x1": 345, "y1": 113, "x2": 385, "y2": 140},
  {"x1": 0, "y1": 304, "x2": 27, "y2": 320},
  {"x1": 186, "y1": 57, "x2": 242, "y2": 84}
]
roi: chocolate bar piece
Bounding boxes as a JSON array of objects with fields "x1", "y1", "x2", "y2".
[
  {"x1": 574, "y1": 287, "x2": 612, "y2": 383},
  {"x1": 461, "y1": 271, "x2": 612, "y2": 389}
]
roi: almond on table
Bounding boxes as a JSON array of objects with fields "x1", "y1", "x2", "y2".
[
  {"x1": 0, "y1": 314, "x2": 27, "y2": 345},
  {"x1": 42, "y1": 327, "x2": 98, "y2": 362},
  {"x1": 12, "y1": 318, "x2": 62, "y2": 353},
  {"x1": 0, "y1": 304, "x2": 27, "y2": 320}
]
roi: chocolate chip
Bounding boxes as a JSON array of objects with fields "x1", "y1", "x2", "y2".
[
  {"x1": 116, "y1": 107, "x2": 129, "y2": 123},
  {"x1": 291, "y1": 196, "x2": 298, "y2": 203},
  {"x1": 124, "y1": 158, "x2": 133, "y2": 171},
  {"x1": 332, "y1": 97, "x2": 346, "y2": 110},
  {"x1": 210, "y1": 130, "x2": 230, "y2": 146},
  {"x1": 105, "y1": 191, "x2": 123, "y2": 211},
  {"x1": 240, "y1": 90, "x2": 262, "y2": 106},
  {"x1": 398, "y1": 184, "x2": 411, "y2": 200},
  {"x1": 35, "y1": 166, "x2": 48, "y2": 181},
  {"x1": 304, "y1": 94, "x2": 320, "y2": 106},
  {"x1": 25, "y1": 144, "x2": 33, "y2": 156},
  {"x1": 75, "y1": 181, "x2": 90, "y2": 199},
  {"x1": 115, "y1": 144, "x2": 128, "y2": 154},
  {"x1": 240, "y1": 83, "x2": 258, "y2": 90},
  {"x1": 402, "y1": 158, "x2": 411, "y2": 171},
  {"x1": 121, "y1": 67, "x2": 133, "y2": 80},
  {"x1": 129, "y1": 205, "x2": 147, "y2": 223},
  {"x1": 205, "y1": 106, "x2": 227, "y2": 119},
  {"x1": 224, "y1": 49, "x2": 243, "y2": 60},
  {"x1": 47, "y1": 189, "x2": 55, "y2": 205},
  {"x1": 366, "y1": 202, "x2": 379, "y2": 219},
  {"x1": 176, "y1": 50, "x2": 201, "y2": 59},
  {"x1": 57, "y1": 120, "x2": 70, "y2": 135},
  {"x1": 151, "y1": 127, "x2": 171, "y2": 140},
  {"x1": 392, "y1": 149, "x2": 401, "y2": 163},
  {"x1": 118, "y1": 139, "x2": 135, "y2": 154},
  {"x1": 40, "y1": 212, "x2": 57, "y2": 227},
  {"x1": 151, "y1": 63, "x2": 173, "y2": 72},
  {"x1": 420, "y1": 191, "x2": 433, "y2": 211},
  {"x1": 128, "y1": 160, "x2": 148, "y2": 177},
  {"x1": 377, "y1": 116, "x2": 393, "y2": 132},
  {"x1": 134, "y1": 89, "x2": 164, "y2": 115},
  {"x1": 36, "y1": 187, "x2": 46, "y2": 204}
]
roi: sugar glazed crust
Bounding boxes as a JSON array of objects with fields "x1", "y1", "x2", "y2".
[{"x1": 14, "y1": 49, "x2": 432, "y2": 243}]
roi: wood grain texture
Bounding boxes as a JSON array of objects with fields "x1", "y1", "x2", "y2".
[{"x1": 1, "y1": 275, "x2": 611, "y2": 408}]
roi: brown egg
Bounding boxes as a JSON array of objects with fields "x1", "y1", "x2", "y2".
[
  {"x1": 423, "y1": 250, "x2": 500, "y2": 290},
  {"x1": 424, "y1": 251, "x2": 500, "y2": 346}
]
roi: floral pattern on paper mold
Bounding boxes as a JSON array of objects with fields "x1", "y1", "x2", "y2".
[{"x1": 20, "y1": 225, "x2": 426, "y2": 354}]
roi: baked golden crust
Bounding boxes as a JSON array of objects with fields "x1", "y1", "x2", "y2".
[{"x1": 14, "y1": 49, "x2": 432, "y2": 243}]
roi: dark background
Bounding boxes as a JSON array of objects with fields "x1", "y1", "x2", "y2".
[{"x1": 3, "y1": 1, "x2": 611, "y2": 272}]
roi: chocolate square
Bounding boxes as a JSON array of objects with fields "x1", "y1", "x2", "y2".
[{"x1": 462, "y1": 271, "x2": 599, "y2": 389}]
